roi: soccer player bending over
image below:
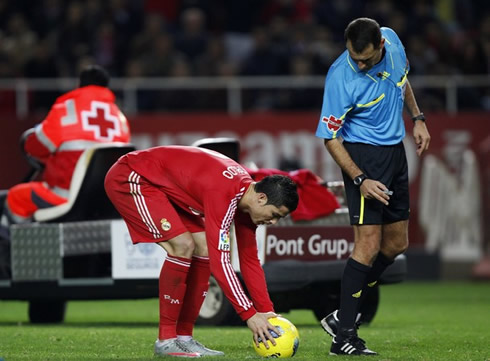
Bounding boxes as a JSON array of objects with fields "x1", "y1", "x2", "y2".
[{"x1": 105, "y1": 145, "x2": 299, "y2": 358}]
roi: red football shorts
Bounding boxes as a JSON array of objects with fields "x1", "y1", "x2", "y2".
[{"x1": 104, "y1": 159, "x2": 204, "y2": 244}]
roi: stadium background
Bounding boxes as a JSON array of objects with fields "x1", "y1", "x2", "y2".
[{"x1": 0, "y1": 0, "x2": 489, "y2": 279}]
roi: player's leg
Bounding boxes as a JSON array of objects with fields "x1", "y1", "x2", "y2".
[
  {"x1": 353, "y1": 220, "x2": 408, "y2": 324},
  {"x1": 340, "y1": 223, "x2": 382, "y2": 327},
  {"x1": 175, "y1": 229, "x2": 224, "y2": 356},
  {"x1": 338, "y1": 224, "x2": 381, "y2": 326},
  {"x1": 176, "y1": 230, "x2": 209, "y2": 338},
  {"x1": 323, "y1": 142, "x2": 381, "y2": 355},
  {"x1": 176, "y1": 229, "x2": 210, "y2": 336},
  {"x1": 380, "y1": 220, "x2": 409, "y2": 259},
  {"x1": 360, "y1": 220, "x2": 408, "y2": 296},
  {"x1": 154, "y1": 234, "x2": 200, "y2": 357},
  {"x1": 104, "y1": 162, "x2": 199, "y2": 357},
  {"x1": 379, "y1": 142, "x2": 410, "y2": 260},
  {"x1": 357, "y1": 220, "x2": 408, "y2": 302},
  {"x1": 156, "y1": 234, "x2": 194, "y2": 341},
  {"x1": 325, "y1": 224, "x2": 379, "y2": 355},
  {"x1": 122, "y1": 196, "x2": 195, "y2": 346},
  {"x1": 357, "y1": 142, "x2": 410, "y2": 321},
  {"x1": 338, "y1": 141, "x2": 383, "y2": 332}
]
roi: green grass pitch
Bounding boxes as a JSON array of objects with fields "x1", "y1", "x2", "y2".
[{"x1": 0, "y1": 281, "x2": 489, "y2": 360}]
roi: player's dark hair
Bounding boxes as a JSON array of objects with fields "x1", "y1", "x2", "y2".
[
  {"x1": 344, "y1": 17, "x2": 381, "y2": 53},
  {"x1": 79, "y1": 64, "x2": 110, "y2": 87},
  {"x1": 255, "y1": 175, "x2": 299, "y2": 212}
]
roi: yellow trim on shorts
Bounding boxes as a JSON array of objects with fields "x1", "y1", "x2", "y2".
[{"x1": 359, "y1": 194, "x2": 365, "y2": 224}]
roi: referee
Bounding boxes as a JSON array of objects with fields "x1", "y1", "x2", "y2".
[{"x1": 315, "y1": 18, "x2": 430, "y2": 356}]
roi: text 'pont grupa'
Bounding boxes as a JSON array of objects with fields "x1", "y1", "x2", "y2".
[{"x1": 266, "y1": 234, "x2": 353, "y2": 259}]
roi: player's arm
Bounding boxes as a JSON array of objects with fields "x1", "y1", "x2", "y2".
[
  {"x1": 204, "y1": 219, "x2": 279, "y2": 347},
  {"x1": 404, "y1": 80, "x2": 430, "y2": 156},
  {"x1": 202, "y1": 192, "x2": 257, "y2": 318},
  {"x1": 203, "y1": 194, "x2": 278, "y2": 347},
  {"x1": 234, "y1": 212, "x2": 274, "y2": 312},
  {"x1": 325, "y1": 138, "x2": 390, "y2": 205},
  {"x1": 234, "y1": 213, "x2": 280, "y2": 347}
]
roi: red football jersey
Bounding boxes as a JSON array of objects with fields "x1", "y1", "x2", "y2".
[
  {"x1": 123, "y1": 145, "x2": 274, "y2": 320},
  {"x1": 25, "y1": 85, "x2": 130, "y2": 191}
]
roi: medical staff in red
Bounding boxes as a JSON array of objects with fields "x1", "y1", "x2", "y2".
[
  {"x1": 4, "y1": 65, "x2": 130, "y2": 223},
  {"x1": 104, "y1": 145, "x2": 299, "y2": 358}
]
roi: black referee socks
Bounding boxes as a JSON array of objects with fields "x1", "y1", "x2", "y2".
[
  {"x1": 338, "y1": 258, "x2": 371, "y2": 333},
  {"x1": 357, "y1": 252, "x2": 395, "y2": 314},
  {"x1": 365, "y1": 252, "x2": 394, "y2": 287}
]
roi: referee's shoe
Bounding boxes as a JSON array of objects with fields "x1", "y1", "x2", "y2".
[
  {"x1": 329, "y1": 329, "x2": 377, "y2": 356},
  {"x1": 320, "y1": 309, "x2": 361, "y2": 338}
]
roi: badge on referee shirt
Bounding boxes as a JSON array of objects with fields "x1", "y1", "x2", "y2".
[
  {"x1": 160, "y1": 218, "x2": 171, "y2": 231},
  {"x1": 322, "y1": 115, "x2": 344, "y2": 132}
]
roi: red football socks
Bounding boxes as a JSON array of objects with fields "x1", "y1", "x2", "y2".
[
  {"x1": 176, "y1": 256, "x2": 211, "y2": 336},
  {"x1": 158, "y1": 255, "x2": 191, "y2": 340}
]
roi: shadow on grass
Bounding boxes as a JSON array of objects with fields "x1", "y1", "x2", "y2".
[
  {"x1": 0, "y1": 321, "x2": 253, "y2": 328},
  {"x1": 0, "y1": 318, "x2": 322, "y2": 329},
  {"x1": 53, "y1": 358, "x2": 235, "y2": 361},
  {"x1": 0, "y1": 320, "x2": 156, "y2": 328},
  {"x1": 61, "y1": 323, "x2": 254, "y2": 329}
]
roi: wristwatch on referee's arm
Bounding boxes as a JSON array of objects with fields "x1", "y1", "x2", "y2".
[
  {"x1": 412, "y1": 112, "x2": 426, "y2": 123},
  {"x1": 353, "y1": 174, "x2": 367, "y2": 187}
]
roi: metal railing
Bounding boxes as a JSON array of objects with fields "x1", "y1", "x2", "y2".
[{"x1": 0, "y1": 75, "x2": 489, "y2": 118}]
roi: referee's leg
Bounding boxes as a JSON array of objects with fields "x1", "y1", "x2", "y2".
[
  {"x1": 380, "y1": 220, "x2": 409, "y2": 258},
  {"x1": 356, "y1": 220, "x2": 408, "y2": 322},
  {"x1": 337, "y1": 225, "x2": 381, "y2": 332}
]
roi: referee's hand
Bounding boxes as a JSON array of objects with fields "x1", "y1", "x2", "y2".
[
  {"x1": 360, "y1": 179, "x2": 390, "y2": 205},
  {"x1": 413, "y1": 120, "x2": 431, "y2": 156}
]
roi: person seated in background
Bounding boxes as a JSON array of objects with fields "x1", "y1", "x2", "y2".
[{"x1": 3, "y1": 64, "x2": 131, "y2": 224}]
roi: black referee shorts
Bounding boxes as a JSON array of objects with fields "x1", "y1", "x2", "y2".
[{"x1": 342, "y1": 141, "x2": 410, "y2": 225}]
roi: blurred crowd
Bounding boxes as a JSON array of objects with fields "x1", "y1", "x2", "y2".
[{"x1": 0, "y1": 0, "x2": 489, "y2": 112}]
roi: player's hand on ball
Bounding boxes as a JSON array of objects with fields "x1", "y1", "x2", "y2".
[
  {"x1": 247, "y1": 312, "x2": 279, "y2": 348},
  {"x1": 252, "y1": 316, "x2": 300, "y2": 358}
]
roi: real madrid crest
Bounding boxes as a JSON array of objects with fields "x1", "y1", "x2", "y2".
[{"x1": 160, "y1": 218, "x2": 171, "y2": 231}]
